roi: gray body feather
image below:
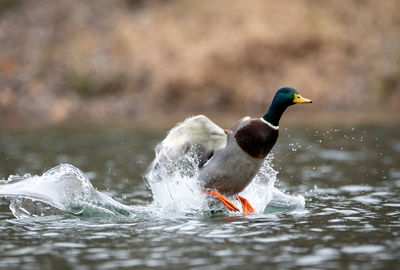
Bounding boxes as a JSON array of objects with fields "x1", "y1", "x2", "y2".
[
  {"x1": 146, "y1": 115, "x2": 278, "y2": 196},
  {"x1": 199, "y1": 130, "x2": 264, "y2": 195}
]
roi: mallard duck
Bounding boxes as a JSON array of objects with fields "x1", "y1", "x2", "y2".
[{"x1": 146, "y1": 87, "x2": 312, "y2": 215}]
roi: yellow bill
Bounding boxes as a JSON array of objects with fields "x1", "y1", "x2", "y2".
[{"x1": 293, "y1": 93, "x2": 313, "y2": 103}]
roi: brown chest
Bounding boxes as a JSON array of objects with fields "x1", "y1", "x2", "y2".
[{"x1": 234, "y1": 120, "x2": 279, "y2": 159}]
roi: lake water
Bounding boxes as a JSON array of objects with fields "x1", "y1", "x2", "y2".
[{"x1": 0, "y1": 123, "x2": 399, "y2": 269}]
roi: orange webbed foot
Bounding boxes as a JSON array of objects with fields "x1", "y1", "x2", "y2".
[
  {"x1": 203, "y1": 190, "x2": 239, "y2": 212},
  {"x1": 237, "y1": 195, "x2": 256, "y2": 215}
]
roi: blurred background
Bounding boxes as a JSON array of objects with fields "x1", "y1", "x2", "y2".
[{"x1": 1, "y1": 0, "x2": 400, "y2": 128}]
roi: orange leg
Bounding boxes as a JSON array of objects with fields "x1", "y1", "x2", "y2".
[
  {"x1": 203, "y1": 190, "x2": 239, "y2": 212},
  {"x1": 237, "y1": 195, "x2": 256, "y2": 215}
]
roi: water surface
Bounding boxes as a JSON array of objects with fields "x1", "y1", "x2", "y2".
[{"x1": 0, "y1": 124, "x2": 399, "y2": 269}]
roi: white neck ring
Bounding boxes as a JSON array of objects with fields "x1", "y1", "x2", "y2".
[{"x1": 260, "y1": 118, "x2": 279, "y2": 130}]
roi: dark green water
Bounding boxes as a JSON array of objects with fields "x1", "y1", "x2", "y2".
[{"x1": 0, "y1": 124, "x2": 399, "y2": 270}]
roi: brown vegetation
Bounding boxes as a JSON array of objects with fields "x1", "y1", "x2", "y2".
[{"x1": 0, "y1": 0, "x2": 400, "y2": 127}]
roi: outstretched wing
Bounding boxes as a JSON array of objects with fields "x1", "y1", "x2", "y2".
[{"x1": 145, "y1": 115, "x2": 228, "y2": 175}]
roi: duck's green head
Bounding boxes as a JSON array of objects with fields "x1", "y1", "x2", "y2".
[
  {"x1": 273, "y1": 87, "x2": 313, "y2": 106},
  {"x1": 263, "y1": 87, "x2": 312, "y2": 126}
]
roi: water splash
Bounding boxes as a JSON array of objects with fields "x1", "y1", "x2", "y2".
[
  {"x1": 0, "y1": 164, "x2": 133, "y2": 218},
  {"x1": 144, "y1": 145, "x2": 210, "y2": 216},
  {"x1": 0, "y1": 152, "x2": 304, "y2": 219},
  {"x1": 144, "y1": 144, "x2": 305, "y2": 216}
]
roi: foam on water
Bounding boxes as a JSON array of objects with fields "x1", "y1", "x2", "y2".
[{"x1": 0, "y1": 150, "x2": 304, "y2": 219}]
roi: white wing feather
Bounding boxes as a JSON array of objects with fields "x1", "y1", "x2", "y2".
[
  {"x1": 145, "y1": 115, "x2": 227, "y2": 176},
  {"x1": 162, "y1": 115, "x2": 227, "y2": 154}
]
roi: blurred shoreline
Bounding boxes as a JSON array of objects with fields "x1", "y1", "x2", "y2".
[
  {"x1": 2, "y1": 111, "x2": 399, "y2": 132},
  {"x1": 1, "y1": 0, "x2": 399, "y2": 129}
]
